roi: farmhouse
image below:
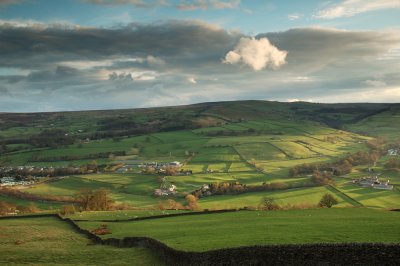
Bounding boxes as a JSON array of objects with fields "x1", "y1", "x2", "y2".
[
  {"x1": 373, "y1": 180, "x2": 393, "y2": 190},
  {"x1": 387, "y1": 149, "x2": 399, "y2": 156},
  {"x1": 353, "y1": 176, "x2": 393, "y2": 190},
  {"x1": 153, "y1": 184, "x2": 177, "y2": 197}
]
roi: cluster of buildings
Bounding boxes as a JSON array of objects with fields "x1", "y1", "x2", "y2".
[
  {"x1": 140, "y1": 161, "x2": 182, "y2": 169},
  {"x1": 140, "y1": 161, "x2": 192, "y2": 176},
  {"x1": 352, "y1": 176, "x2": 393, "y2": 190},
  {"x1": 0, "y1": 176, "x2": 36, "y2": 186}
]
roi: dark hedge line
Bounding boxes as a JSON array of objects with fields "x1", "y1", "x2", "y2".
[
  {"x1": 1, "y1": 212, "x2": 399, "y2": 265},
  {"x1": 72, "y1": 208, "x2": 240, "y2": 222}
]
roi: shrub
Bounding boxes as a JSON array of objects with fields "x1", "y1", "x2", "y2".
[
  {"x1": 60, "y1": 205, "x2": 76, "y2": 215},
  {"x1": 260, "y1": 197, "x2": 280, "y2": 210},
  {"x1": 318, "y1": 194, "x2": 338, "y2": 208},
  {"x1": 185, "y1": 195, "x2": 199, "y2": 210}
]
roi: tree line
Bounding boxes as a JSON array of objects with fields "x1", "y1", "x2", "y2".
[
  {"x1": 29, "y1": 151, "x2": 126, "y2": 162},
  {"x1": 191, "y1": 181, "x2": 315, "y2": 199},
  {"x1": 0, "y1": 164, "x2": 99, "y2": 178},
  {"x1": 290, "y1": 150, "x2": 382, "y2": 177}
]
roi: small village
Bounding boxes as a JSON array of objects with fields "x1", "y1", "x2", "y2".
[{"x1": 0, "y1": 176, "x2": 36, "y2": 187}]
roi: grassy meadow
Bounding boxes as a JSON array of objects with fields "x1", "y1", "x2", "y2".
[
  {"x1": 0, "y1": 217, "x2": 163, "y2": 265},
  {"x1": 76, "y1": 208, "x2": 400, "y2": 252}
]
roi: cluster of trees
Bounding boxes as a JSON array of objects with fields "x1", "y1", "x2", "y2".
[
  {"x1": 290, "y1": 151, "x2": 381, "y2": 177},
  {"x1": 76, "y1": 189, "x2": 114, "y2": 211},
  {"x1": 258, "y1": 193, "x2": 338, "y2": 211},
  {"x1": 29, "y1": 151, "x2": 126, "y2": 162},
  {"x1": 157, "y1": 195, "x2": 199, "y2": 210},
  {"x1": 0, "y1": 201, "x2": 39, "y2": 216},
  {"x1": 311, "y1": 171, "x2": 334, "y2": 185},
  {"x1": 0, "y1": 164, "x2": 99, "y2": 178},
  {"x1": 29, "y1": 129, "x2": 75, "y2": 148},
  {"x1": 192, "y1": 181, "x2": 313, "y2": 198}
]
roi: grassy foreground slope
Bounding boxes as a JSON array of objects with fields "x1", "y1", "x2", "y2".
[
  {"x1": 77, "y1": 208, "x2": 400, "y2": 252},
  {"x1": 0, "y1": 217, "x2": 163, "y2": 266}
]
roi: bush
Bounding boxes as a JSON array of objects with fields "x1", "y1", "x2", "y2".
[
  {"x1": 60, "y1": 205, "x2": 76, "y2": 215},
  {"x1": 318, "y1": 194, "x2": 338, "y2": 208},
  {"x1": 185, "y1": 195, "x2": 199, "y2": 210},
  {"x1": 260, "y1": 197, "x2": 280, "y2": 210}
]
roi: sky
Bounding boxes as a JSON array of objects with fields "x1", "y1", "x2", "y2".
[{"x1": 0, "y1": 0, "x2": 399, "y2": 112}]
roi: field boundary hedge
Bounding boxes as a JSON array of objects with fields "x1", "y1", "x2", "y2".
[
  {"x1": 1, "y1": 212, "x2": 400, "y2": 265},
  {"x1": 71, "y1": 209, "x2": 240, "y2": 222}
]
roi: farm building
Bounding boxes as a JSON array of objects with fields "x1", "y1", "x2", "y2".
[
  {"x1": 153, "y1": 184, "x2": 177, "y2": 197},
  {"x1": 353, "y1": 176, "x2": 393, "y2": 190}
]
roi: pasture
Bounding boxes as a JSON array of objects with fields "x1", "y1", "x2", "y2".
[
  {"x1": 197, "y1": 185, "x2": 353, "y2": 209},
  {"x1": 0, "y1": 217, "x2": 163, "y2": 265},
  {"x1": 76, "y1": 208, "x2": 400, "y2": 252}
]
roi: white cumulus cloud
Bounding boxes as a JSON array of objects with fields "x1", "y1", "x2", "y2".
[
  {"x1": 223, "y1": 37, "x2": 287, "y2": 71},
  {"x1": 314, "y1": 0, "x2": 400, "y2": 19},
  {"x1": 188, "y1": 77, "x2": 197, "y2": 84}
]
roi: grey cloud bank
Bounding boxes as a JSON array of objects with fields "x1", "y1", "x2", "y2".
[{"x1": 0, "y1": 21, "x2": 399, "y2": 112}]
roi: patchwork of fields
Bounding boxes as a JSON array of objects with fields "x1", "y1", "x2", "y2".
[
  {"x1": 2, "y1": 116, "x2": 399, "y2": 211},
  {"x1": 1, "y1": 101, "x2": 400, "y2": 264}
]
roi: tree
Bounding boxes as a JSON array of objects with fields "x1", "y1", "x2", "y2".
[
  {"x1": 260, "y1": 197, "x2": 280, "y2": 210},
  {"x1": 77, "y1": 189, "x2": 114, "y2": 211},
  {"x1": 185, "y1": 194, "x2": 199, "y2": 210},
  {"x1": 60, "y1": 205, "x2": 76, "y2": 215},
  {"x1": 318, "y1": 193, "x2": 338, "y2": 208}
]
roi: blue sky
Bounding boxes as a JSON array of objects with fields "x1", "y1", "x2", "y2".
[
  {"x1": 2, "y1": 0, "x2": 399, "y2": 32},
  {"x1": 0, "y1": 0, "x2": 400, "y2": 111}
]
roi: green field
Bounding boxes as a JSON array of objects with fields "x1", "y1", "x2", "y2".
[
  {"x1": 0, "y1": 217, "x2": 163, "y2": 265},
  {"x1": 348, "y1": 109, "x2": 400, "y2": 139},
  {"x1": 197, "y1": 185, "x2": 354, "y2": 209},
  {"x1": 76, "y1": 208, "x2": 400, "y2": 252},
  {"x1": 335, "y1": 181, "x2": 400, "y2": 209},
  {"x1": 25, "y1": 174, "x2": 163, "y2": 208},
  {"x1": 0, "y1": 194, "x2": 62, "y2": 210}
]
